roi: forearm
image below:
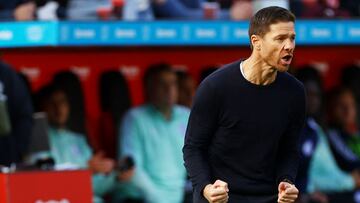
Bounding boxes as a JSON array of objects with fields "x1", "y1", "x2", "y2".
[
  {"x1": 183, "y1": 143, "x2": 212, "y2": 196},
  {"x1": 130, "y1": 167, "x2": 162, "y2": 202}
]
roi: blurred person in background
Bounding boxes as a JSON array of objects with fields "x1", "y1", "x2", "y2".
[
  {"x1": 0, "y1": 0, "x2": 36, "y2": 21},
  {"x1": 294, "y1": 67, "x2": 324, "y2": 195},
  {"x1": 68, "y1": 0, "x2": 161, "y2": 20},
  {"x1": 293, "y1": 68, "x2": 360, "y2": 203},
  {"x1": 152, "y1": 0, "x2": 250, "y2": 20},
  {"x1": 293, "y1": 67, "x2": 340, "y2": 203},
  {"x1": 37, "y1": 84, "x2": 133, "y2": 203},
  {"x1": 296, "y1": 0, "x2": 351, "y2": 18},
  {"x1": 176, "y1": 70, "x2": 196, "y2": 108},
  {"x1": 116, "y1": 63, "x2": 190, "y2": 203},
  {"x1": 341, "y1": 64, "x2": 360, "y2": 125},
  {"x1": 67, "y1": 0, "x2": 125, "y2": 20},
  {"x1": 325, "y1": 87, "x2": 360, "y2": 172},
  {"x1": 304, "y1": 88, "x2": 360, "y2": 203},
  {"x1": 66, "y1": 0, "x2": 111, "y2": 20},
  {"x1": 0, "y1": 61, "x2": 33, "y2": 166},
  {"x1": 35, "y1": 0, "x2": 68, "y2": 20},
  {"x1": 123, "y1": 0, "x2": 153, "y2": 20}
]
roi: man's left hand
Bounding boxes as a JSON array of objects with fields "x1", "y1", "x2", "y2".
[{"x1": 278, "y1": 181, "x2": 298, "y2": 203}]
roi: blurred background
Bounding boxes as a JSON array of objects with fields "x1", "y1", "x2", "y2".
[{"x1": 0, "y1": 0, "x2": 359, "y2": 203}]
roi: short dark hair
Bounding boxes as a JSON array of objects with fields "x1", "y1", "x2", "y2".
[
  {"x1": 248, "y1": 6, "x2": 295, "y2": 49},
  {"x1": 34, "y1": 83, "x2": 66, "y2": 111},
  {"x1": 143, "y1": 63, "x2": 174, "y2": 99}
]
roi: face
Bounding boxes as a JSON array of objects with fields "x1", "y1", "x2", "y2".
[
  {"x1": 44, "y1": 91, "x2": 70, "y2": 128},
  {"x1": 256, "y1": 21, "x2": 296, "y2": 72},
  {"x1": 150, "y1": 71, "x2": 178, "y2": 109},
  {"x1": 304, "y1": 81, "x2": 322, "y2": 116},
  {"x1": 332, "y1": 91, "x2": 357, "y2": 127}
]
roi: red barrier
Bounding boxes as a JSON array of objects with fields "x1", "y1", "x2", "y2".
[{"x1": 0, "y1": 170, "x2": 93, "y2": 203}]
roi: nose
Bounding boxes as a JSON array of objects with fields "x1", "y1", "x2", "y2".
[{"x1": 284, "y1": 39, "x2": 295, "y2": 52}]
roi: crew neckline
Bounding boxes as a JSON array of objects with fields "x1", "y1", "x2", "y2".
[{"x1": 238, "y1": 60, "x2": 279, "y2": 89}]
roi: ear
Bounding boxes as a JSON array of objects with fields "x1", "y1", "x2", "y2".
[{"x1": 250, "y1": 34, "x2": 261, "y2": 51}]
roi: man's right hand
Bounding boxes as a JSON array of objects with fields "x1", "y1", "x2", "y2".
[{"x1": 203, "y1": 180, "x2": 229, "y2": 203}]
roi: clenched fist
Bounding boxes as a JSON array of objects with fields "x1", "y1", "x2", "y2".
[
  {"x1": 278, "y1": 181, "x2": 299, "y2": 203},
  {"x1": 203, "y1": 180, "x2": 229, "y2": 203}
]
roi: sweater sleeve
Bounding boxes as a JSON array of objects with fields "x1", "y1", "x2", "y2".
[
  {"x1": 5, "y1": 62, "x2": 33, "y2": 163},
  {"x1": 183, "y1": 80, "x2": 219, "y2": 203},
  {"x1": 276, "y1": 85, "x2": 306, "y2": 185},
  {"x1": 119, "y1": 111, "x2": 161, "y2": 203}
]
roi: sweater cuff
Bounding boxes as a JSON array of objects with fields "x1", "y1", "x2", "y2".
[
  {"x1": 194, "y1": 181, "x2": 211, "y2": 203},
  {"x1": 277, "y1": 175, "x2": 294, "y2": 185}
]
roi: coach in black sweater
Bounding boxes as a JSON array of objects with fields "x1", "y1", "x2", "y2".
[{"x1": 183, "y1": 7, "x2": 305, "y2": 203}]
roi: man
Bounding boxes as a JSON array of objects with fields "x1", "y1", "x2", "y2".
[
  {"x1": 0, "y1": 61, "x2": 33, "y2": 166},
  {"x1": 183, "y1": 6, "x2": 305, "y2": 203},
  {"x1": 117, "y1": 63, "x2": 190, "y2": 203}
]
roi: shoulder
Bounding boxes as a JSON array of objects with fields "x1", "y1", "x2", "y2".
[
  {"x1": 199, "y1": 60, "x2": 241, "y2": 90},
  {"x1": 204, "y1": 60, "x2": 240, "y2": 83},
  {"x1": 66, "y1": 130, "x2": 87, "y2": 141},
  {"x1": 279, "y1": 72, "x2": 305, "y2": 95},
  {"x1": 173, "y1": 105, "x2": 190, "y2": 117},
  {"x1": 0, "y1": 61, "x2": 17, "y2": 80},
  {"x1": 122, "y1": 105, "x2": 151, "y2": 125}
]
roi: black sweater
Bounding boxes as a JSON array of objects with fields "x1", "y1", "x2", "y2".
[
  {"x1": 0, "y1": 61, "x2": 33, "y2": 166},
  {"x1": 183, "y1": 60, "x2": 306, "y2": 203}
]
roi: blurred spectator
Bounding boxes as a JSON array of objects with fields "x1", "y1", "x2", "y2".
[
  {"x1": 229, "y1": 0, "x2": 252, "y2": 20},
  {"x1": 294, "y1": 67, "x2": 330, "y2": 203},
  {"x1": 0, "y1": 0, "x2": 36, "y2": 21},
  {"x1": 152, "y1": 0, "x2": 231, "y2": 20},
  {"x1": 53, "y1": 71, "x2": 87, "y2": 139},
  {"x1": 116, "y1": 63, "x2": 190, "y2": 203},
  {"x1": 304, "y1": 87, "x2": 360, "y2": 199},
  {"x1": 35, "y1": 0, "x2": 68, "y2": 20},
  {"x1": 326, "y1": 87, "x2": 360, "y2": 172},
  {"x1": 298, "y1": 0, "x2": 351, "y2": 18},
  {"x1": 37, "y1": 84, "x2": 133, "y2": 203},
  {"x1": 294, "y1": 67, "x2": 360, "y2": 203},
  {"x1": 176, "y1": 70, "x2": 195, "y2": 108},
  {"x1": 67, "y1": 0, "x2": 124, "y2": 20},
  {"x1": 295, "y1": 67, "x2": 324, "y2": 194},
  {"x1": 340, "y1": 0, "x2": 360, "y2": 17},
  {"x1": 0, "y1": 61, "x2": 33, "y2": 166},
  {"x1": 251, "y1": 0, "x2": 289, "y2": 13},
  {"x1": 341, "y1": 64, "x2": 360, "y2": 125},
  {"x1": 99, "y1": 70, "x2": 132, "y2": 159},
  {"x1": 123, "y1": 0, "x2": 153, "y2": 20}
]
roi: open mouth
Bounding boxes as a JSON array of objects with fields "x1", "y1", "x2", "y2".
[
  {"x1": 280, "y1": 54, "x2": 293, "y2": 66},
  {"x1": 282, "y1": 55, "x2": 292, "y2": 61}
]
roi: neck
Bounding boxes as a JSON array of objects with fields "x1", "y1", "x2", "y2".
[
  {"x1": 242, "y1": 54, "x2": 277, "y2": 85},
  {"x1": 153, "y1": 104, "x2": 172, "y2": 120},
  {"x1": 51, "y1": 124, "x2": 66, "y2": 130}
]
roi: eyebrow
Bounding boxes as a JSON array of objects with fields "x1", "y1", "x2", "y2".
[{"x1": 274, "y1": 34, "x2": 296, "y2": 38}]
